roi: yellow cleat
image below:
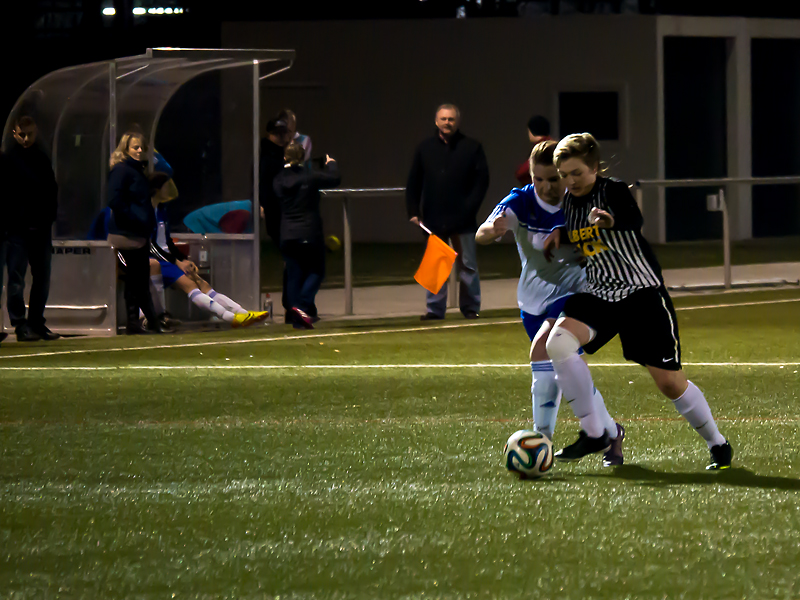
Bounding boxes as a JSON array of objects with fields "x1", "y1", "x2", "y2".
[{"x1": 231, "y1": 311, "x2": 270, "y2": 328}]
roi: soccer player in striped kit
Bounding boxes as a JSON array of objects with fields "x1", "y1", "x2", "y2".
[
  {"x1": 476, "y1": 140, "x2": 624, "y2": 465},
  {"x1": 542, "y1": 133, "x2": 733, "y2": 470}
]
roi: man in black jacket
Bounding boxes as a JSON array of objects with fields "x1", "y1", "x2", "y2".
[
  {"x1": 407, "y1": 104, "x2": 489, "y2": 320},
  {"x1": 4, "y1": 116, "x2": 60, "y2": 341}
]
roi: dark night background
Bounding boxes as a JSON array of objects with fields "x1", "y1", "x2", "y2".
[
  {"x1": 4, "y1": 0, "x2": 799, "y2": 239},
  {"x1": 5, "y1": 0, "x2": 800, "y2": 125}
]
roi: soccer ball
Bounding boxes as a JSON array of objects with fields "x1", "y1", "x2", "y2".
[{"x1": 503, "y1": 430, "x2": 554, "y2": 479}]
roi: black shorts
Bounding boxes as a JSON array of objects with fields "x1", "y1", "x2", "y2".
[{"x1": 562, "y1": 286, "x2": 682, "y2": 371}]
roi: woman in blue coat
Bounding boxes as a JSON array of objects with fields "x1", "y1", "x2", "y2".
[{"x1": 107, "y1": 132, "x2": 169, "y2": 334}]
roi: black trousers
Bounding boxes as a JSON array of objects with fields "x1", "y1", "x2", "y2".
[
  {"x1": 119, "y1": 244, "x2": 158, "y2": 325},
  {"x1": 5, "y1": 229, "x2": 53, "y2": 330},
  {"x1": 280, "y1": 238, "x2": 325, "y2": 317}
]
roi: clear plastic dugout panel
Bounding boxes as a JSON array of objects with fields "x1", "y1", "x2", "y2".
[{"x1": 1, "y1": 48, "x2": 294, "y2": 335}]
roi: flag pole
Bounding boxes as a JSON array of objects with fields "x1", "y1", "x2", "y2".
[{"x1": 418, "y1": 221, "x2": 433, "y2": 235}]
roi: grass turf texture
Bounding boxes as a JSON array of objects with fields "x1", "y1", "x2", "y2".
[{"x1": 2, "y1": 289, "x2": 800, "y2": 598}]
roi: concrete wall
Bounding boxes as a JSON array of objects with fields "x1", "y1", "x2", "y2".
[{"x1": 222, "y1": 16, "x2": 660, "y2": 242}]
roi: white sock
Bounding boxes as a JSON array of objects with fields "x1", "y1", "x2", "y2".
[
  {"x1": 593, "y1": 387, "x2": 619, "y2": 439},
  {"x1": 150, "y1": 275, "x2": 166, "y2": 315},
  {"x1": 208, "y1": 289, "x2": 246, "y2": 314},
  {"x1": 189, "y1": 289, "x2": 235, "y2": 323},
  {"x1": 551, "y1": 352, "x2": 604, "y2": 438},
  {"x1": 531, "y1": 361, "x2": 560, "y2": 441},
  {"x1": 672, "y1": 381, "x2": 726, "y2": 448}
]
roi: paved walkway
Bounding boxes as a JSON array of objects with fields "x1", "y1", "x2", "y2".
[{"x1": 315, "y1": 262, "x2": 800, "y2": 321}]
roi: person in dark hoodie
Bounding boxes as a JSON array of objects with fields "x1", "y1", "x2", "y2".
[
  {"x1": 4, "y1": 116, "x2": 60, "y2": 342},
  {"x1": 406, "y1": 103, "x2": 489, "y2": 321},
  {"x1": 107, "y1": 131, "x2": 169, "y2": 335},
  {"x1": 259, "y1": 117, "x2": 293, "y2": 314},
  {"x1": 273, "y1": 141, "x2": 341, "y2": 329}
]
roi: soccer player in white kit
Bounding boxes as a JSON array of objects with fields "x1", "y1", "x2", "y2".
[{"x1": 476, "y1": 141, "x2": 624, "y2": 466}]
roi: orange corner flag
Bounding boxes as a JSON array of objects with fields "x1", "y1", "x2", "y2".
[{"x1": 414, "y1": 234, "x2": 457, "y2": 294}]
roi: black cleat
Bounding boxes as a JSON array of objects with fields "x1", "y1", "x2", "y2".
[
  {"x1": 555, "y1": 430, "x2": 611, "y2": 462},
  {"x1": 603, "y1": 423, "x2": 625, "y2": 467},
  {"x1": 158, "y1": 312, "x2": 182, "y2": 329},
  {"x1": 706, "y1": 441, "x2": 733, "y2": 470}
]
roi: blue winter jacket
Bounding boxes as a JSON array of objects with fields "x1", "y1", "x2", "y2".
[{"x1": 107, "y1": 157, "x2": 155, "y2": 238}]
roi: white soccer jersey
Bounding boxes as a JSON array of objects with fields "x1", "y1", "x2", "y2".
[{"x1": 483, "y1": 185, "x2": 585, "y2": 316}]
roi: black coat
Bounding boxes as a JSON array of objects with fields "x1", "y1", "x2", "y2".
[
  {"x1": 273, "y1": 162, "x2": 341, "y2": 242},
  {"x1": 107, "y1": 157, "x2": 155, "y2": 238},
  {"x1": 406, "y1": 129, "x2": 489, "y2": 237},
  {"x1": 259, "y1": 138, "x2": 288, "y2": 242},
  {"x1": 3, "y1": 143, "x2": 58, "y2": 232}
]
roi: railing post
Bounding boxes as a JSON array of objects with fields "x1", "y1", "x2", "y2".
[
  {"x1": 321, "y1": 188, "x2": 404, "y2": 316},
  {"x1": 720, "y1": 187, "x2": 732, "y2": 289},
  {"x1": 343, "y1": 194, "x2": 353, "y2": 315},
  {"x1": 252, "y1": 60, "x2": 261, "y2": 310}
]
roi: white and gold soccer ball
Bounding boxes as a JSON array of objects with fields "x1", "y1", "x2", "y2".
[{"x1": 503, "y1": 430, "x2": 554, "y2": 479}]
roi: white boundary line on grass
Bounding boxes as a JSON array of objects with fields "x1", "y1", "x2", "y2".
[
  {"x1": 0, "y1": 296, "x2": 798, "y2": 362},
  {"x1": 0, "y1": 362, "x2": 798, "y2": 371},
  {"x1": 675, "y1": 297, "x2": 800, "y2": 311},
  {"x1": 0, "y1": 320, "x2": 520, "y2": 361}
]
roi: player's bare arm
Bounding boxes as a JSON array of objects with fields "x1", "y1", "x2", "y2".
[{"x1": 475, "y1": 211, "x2": 509, "y2": 244}]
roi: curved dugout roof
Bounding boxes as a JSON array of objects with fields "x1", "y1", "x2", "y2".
[{"x1": 2, "y1": 48, "x2": 294, "y2": 239}]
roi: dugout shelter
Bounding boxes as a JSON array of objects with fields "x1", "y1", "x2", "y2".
[{"x1": 1, "y1": 48, "x2": 294, "y2": 336}]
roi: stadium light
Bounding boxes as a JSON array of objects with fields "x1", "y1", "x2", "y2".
[
  {"x1": 135, "y1": 6, "x2": 186, "y2": 16},
  {"x1": 102, "y1": 7, "x2": 116, "y2": 15}
]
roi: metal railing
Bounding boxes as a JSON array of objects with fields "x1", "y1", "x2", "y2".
[
  {"x1": 636, "y1": 176, "x2": 800, "y2": 289},
  {"x1": 321, "y1": 188, "x2": 406, "y2": 315}
]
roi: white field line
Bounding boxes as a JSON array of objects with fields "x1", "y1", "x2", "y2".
[
  {"x1": 0, "y1": 362, "x2": 799, "y2": 372},
  {"x1": 0, "y1": 295, "x2": 798, "y2": 362},
  {"x1": 0, "y1": 320, "x2": 519, "y2": 361},
  {"x1": 676, "y1": 297, "x2": 800, "y2": 311}
]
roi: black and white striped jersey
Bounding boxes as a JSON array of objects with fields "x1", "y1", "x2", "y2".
[{"x1": 561, "y1": 176, "x2": 662, "y2": 302}]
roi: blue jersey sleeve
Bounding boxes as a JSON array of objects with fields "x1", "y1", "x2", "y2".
[{"x1": 491, "y1": 187, "x2": 531, "y2": 222}]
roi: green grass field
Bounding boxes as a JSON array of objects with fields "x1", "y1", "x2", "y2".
[{"x1": 2, "y1": 289, "x2": 800, "y2": 598}]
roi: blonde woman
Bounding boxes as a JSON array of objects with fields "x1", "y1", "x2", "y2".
[
  {"x1": 107, "y1": 132, "x2": 169, "y2": 334},
  {"x1": 542, "y1": 133, "x2": 731, "y2": 470}
]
